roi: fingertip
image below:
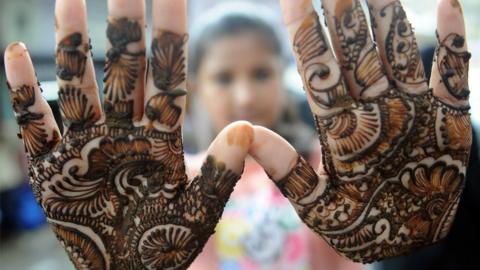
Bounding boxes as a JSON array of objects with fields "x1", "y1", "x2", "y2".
[
  {"x1": 108, "y1": 0, "x2": 145, "y2": 19},
  {"x1": 153, "y1": 0, "x2": 186, "y2": 33},
  {"x1": 437, "y1": 0, "x2": 466, "y2": 40},
  {"x1": 5, "y1": 42, "x2": 37, "y2": 87},
  {"x1": 5, "y1": 42, "x2": 27, "y2": 60},
  {"x1": 225, "y1": 120, "x2": 254, "y2": 149},
  {"x1": 205, "y1": 121, "x2": 254, "y2": 174},
  {"x1": 280, "y1": 0, "x2": 315, "y2": 25},
  {"x1": 214, "y1": 121, "x2": 254, "y2": 152},
  {"x1": 249, "y1": 126, "x2": 298, "y2": 180},
  {"x1": 55, "y1": 0, "x2": 87, "y2": 31}
]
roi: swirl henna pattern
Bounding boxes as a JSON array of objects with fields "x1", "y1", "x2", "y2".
[
  {"x1": 274, "y1": 1, "x2": 472, "y2": 263},
  {"x1": 381, "y1": 2, "x2": 427, "y2": 89},
  {"x1": 8, "y1": 14, "x2": 243, "y2": 270},
  {"x1": 333, "y1": 0, "x2": 386, "y2": 96}
]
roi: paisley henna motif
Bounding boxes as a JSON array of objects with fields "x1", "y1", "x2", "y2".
[
  {"x1": 330, "y1": 0, "x2": 388, "y2": 97},
  {"x1": 436, "y1": 33, "x2": 471, "y2": 100},
  {"x1": 381, "y1": 2, "x2": 426, "y2": 88},
  {"x1": 333, "y1": 0, "x2": 369, "y2": 70},
  {"x1": 293, "y1": 13, "x2": 351, "y2": 115}
]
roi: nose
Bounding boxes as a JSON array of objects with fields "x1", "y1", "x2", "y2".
[{"x1": 234, "y1": 80, "x2": 256, "y2": 109}]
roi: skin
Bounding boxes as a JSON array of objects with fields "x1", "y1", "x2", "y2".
[{"x1": 194, "y1": 32, "x2": 285, "y2": 133}]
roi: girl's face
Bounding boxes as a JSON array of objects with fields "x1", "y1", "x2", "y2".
[{"x1": 195, "y1": 32, "x2": 285, "y2": 133}]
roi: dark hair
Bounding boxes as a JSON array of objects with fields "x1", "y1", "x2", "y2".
[{"x1": 189, "y1": 5, "x2": 284, "y2": 77}]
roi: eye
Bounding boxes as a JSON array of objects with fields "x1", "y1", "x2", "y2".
[
  {"x1": 252, "y1": 67, "x2": 273, "y2": 82},
  {"x1": 214, "y1": 71, "x2": 233, "y2": 87}
]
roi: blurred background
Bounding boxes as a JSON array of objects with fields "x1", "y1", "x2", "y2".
[{"x1": 0, "y1": 0, "x2": 479, "y2": 269}]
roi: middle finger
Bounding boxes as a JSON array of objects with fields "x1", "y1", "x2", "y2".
[{"x1": 104, "y1": 0, "x2": 147, "y2": 127}]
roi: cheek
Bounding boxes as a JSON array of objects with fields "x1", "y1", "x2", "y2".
[
  {"x1": 257, "y1": 79, "x2": 285, "y2": 126},
  {"x1": 260, "y1": 78, "x2": 284, "y2": 108},
  {"x1": 200, "y1": 85, "x2": 234, "y2": 130}
]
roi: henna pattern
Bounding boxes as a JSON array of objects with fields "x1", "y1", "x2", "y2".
[
  {"x1": 333, "y1": 0, "x2": 386, "y2": 96},
  {"x1": 276, "y1": 7, "x2": 472, "y2": 263},
  {"x1": 59, "y1": 86, "x2": 98, "y2": 131},
  {"x1": 104, "y1": 18, "x2": 145, "y2": 127},
  {"x1": 450, "y1": 0, "x2": 462, "y2": 11},
  {"x1": 381, "y1": 2, "x2": 426, "y2": 88},
  {"x1": 146, "y1": 31, "x2": 188, "y2": 128},
  {"x1": 436, "y1": 33, "x2": 471, "y2": 100},
  {"x1": 334, "y1": 0, "x2": 368, "y2": 70},
  {"x1": 9, "y1": 84, "x2": 57, "y2": 158},
  {"x1": 19, "y1": 21, "x2": 239, "y2": 269},
  {"x1": 26, "y1": 113, "x2": 240, "y2": 269},
  {"x1": 293, "y1": 13, "x2": 351, "y2": 113},
  {"x1": 56, "y1": 33, "x2": 87, "y2": 81}
]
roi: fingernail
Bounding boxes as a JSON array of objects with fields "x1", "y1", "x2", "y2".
[
  {"x1": 5, "y1": 42, "x2": 28, "y2": 60},
  {"x1": 5, "y1": 42, "x2": 37, "y2": 87}
]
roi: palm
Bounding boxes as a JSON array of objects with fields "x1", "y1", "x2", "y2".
[
  {"x1": 262, "y1": 0, "x2": 472, "y2": 263},
  {"x1": 28, "y1": 123, "x2": 235, "y2": 270},
  {"x1": 5, "y1": 1, "x2": 249, "y2": 269}
]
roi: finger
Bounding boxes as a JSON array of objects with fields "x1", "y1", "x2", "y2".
[
  {"x1": 104, "y1": 0, "x2": 146, "y2": 127},
  {"x1": 368, "y1": 0, "x2": 428, "y2": 93},
  {"x1": 143, "y1": 0, "x2": 188, "y2": 131},
  {"x1": 320, "y1": 0, "x2": 390, "y2": 99},
  {"x1": 55, "y1": 0, "x2": 102, "y2": 131},
  {"x1": 188, "y1": 121, "x2": 254, "y2": 207},
  {"x1": 279, "y1": 0, "x2": 353, "y2": 119},
  {"x1": 249, "y1": 126, "x2": 328, "y2": 206},
  {"x1": 431, "y1": 0, "x2": 470, "y2": 108},
  {"x1": 5, "y1": 42, "x2": 61, "y2": 159}
]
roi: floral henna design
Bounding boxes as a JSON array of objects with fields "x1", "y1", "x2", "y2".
[
  {"x1": 26, "y1": 110, "x2": 240, "y2": 269},
  {"x1": 12, "y1": 13, "x2": 241, "y2": 270},
  {"x1": 56, "y1": 33, "x2": 88, "y2": 81},
  {"x1": 58, "y1": 86, "x2": 98, "y2": 131},
  {"x1": 275, "y1": 9, "x2": 472, "y2": 262},
  {"x1": 9, "y1": 84, "x2": 60, "y2": 158},
  {"x1": 146, "y1": 31, "x2": 188, "y2": 128},
  {"x1": 104, "y1": 18, "x2": 145, "y2": 128}
]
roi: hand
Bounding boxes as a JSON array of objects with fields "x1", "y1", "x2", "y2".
[
  {"x1": 249, "y1": 0, "x2": 471, "y2": 263},
  {"x1": 4, "y1": 0, "x2": 254, "y2": 269}
]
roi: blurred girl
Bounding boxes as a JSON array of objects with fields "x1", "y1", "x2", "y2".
[{"x1": 185, "y1": 3, "x2": 363, "y2": 270}]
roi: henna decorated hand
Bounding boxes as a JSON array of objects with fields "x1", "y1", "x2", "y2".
[
  {"x1": 4, "y1": 0, "x2": 254, "y2": 269},
  {"x1": 249, "y1": 0, "x2": 472, "y2": 263}
]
